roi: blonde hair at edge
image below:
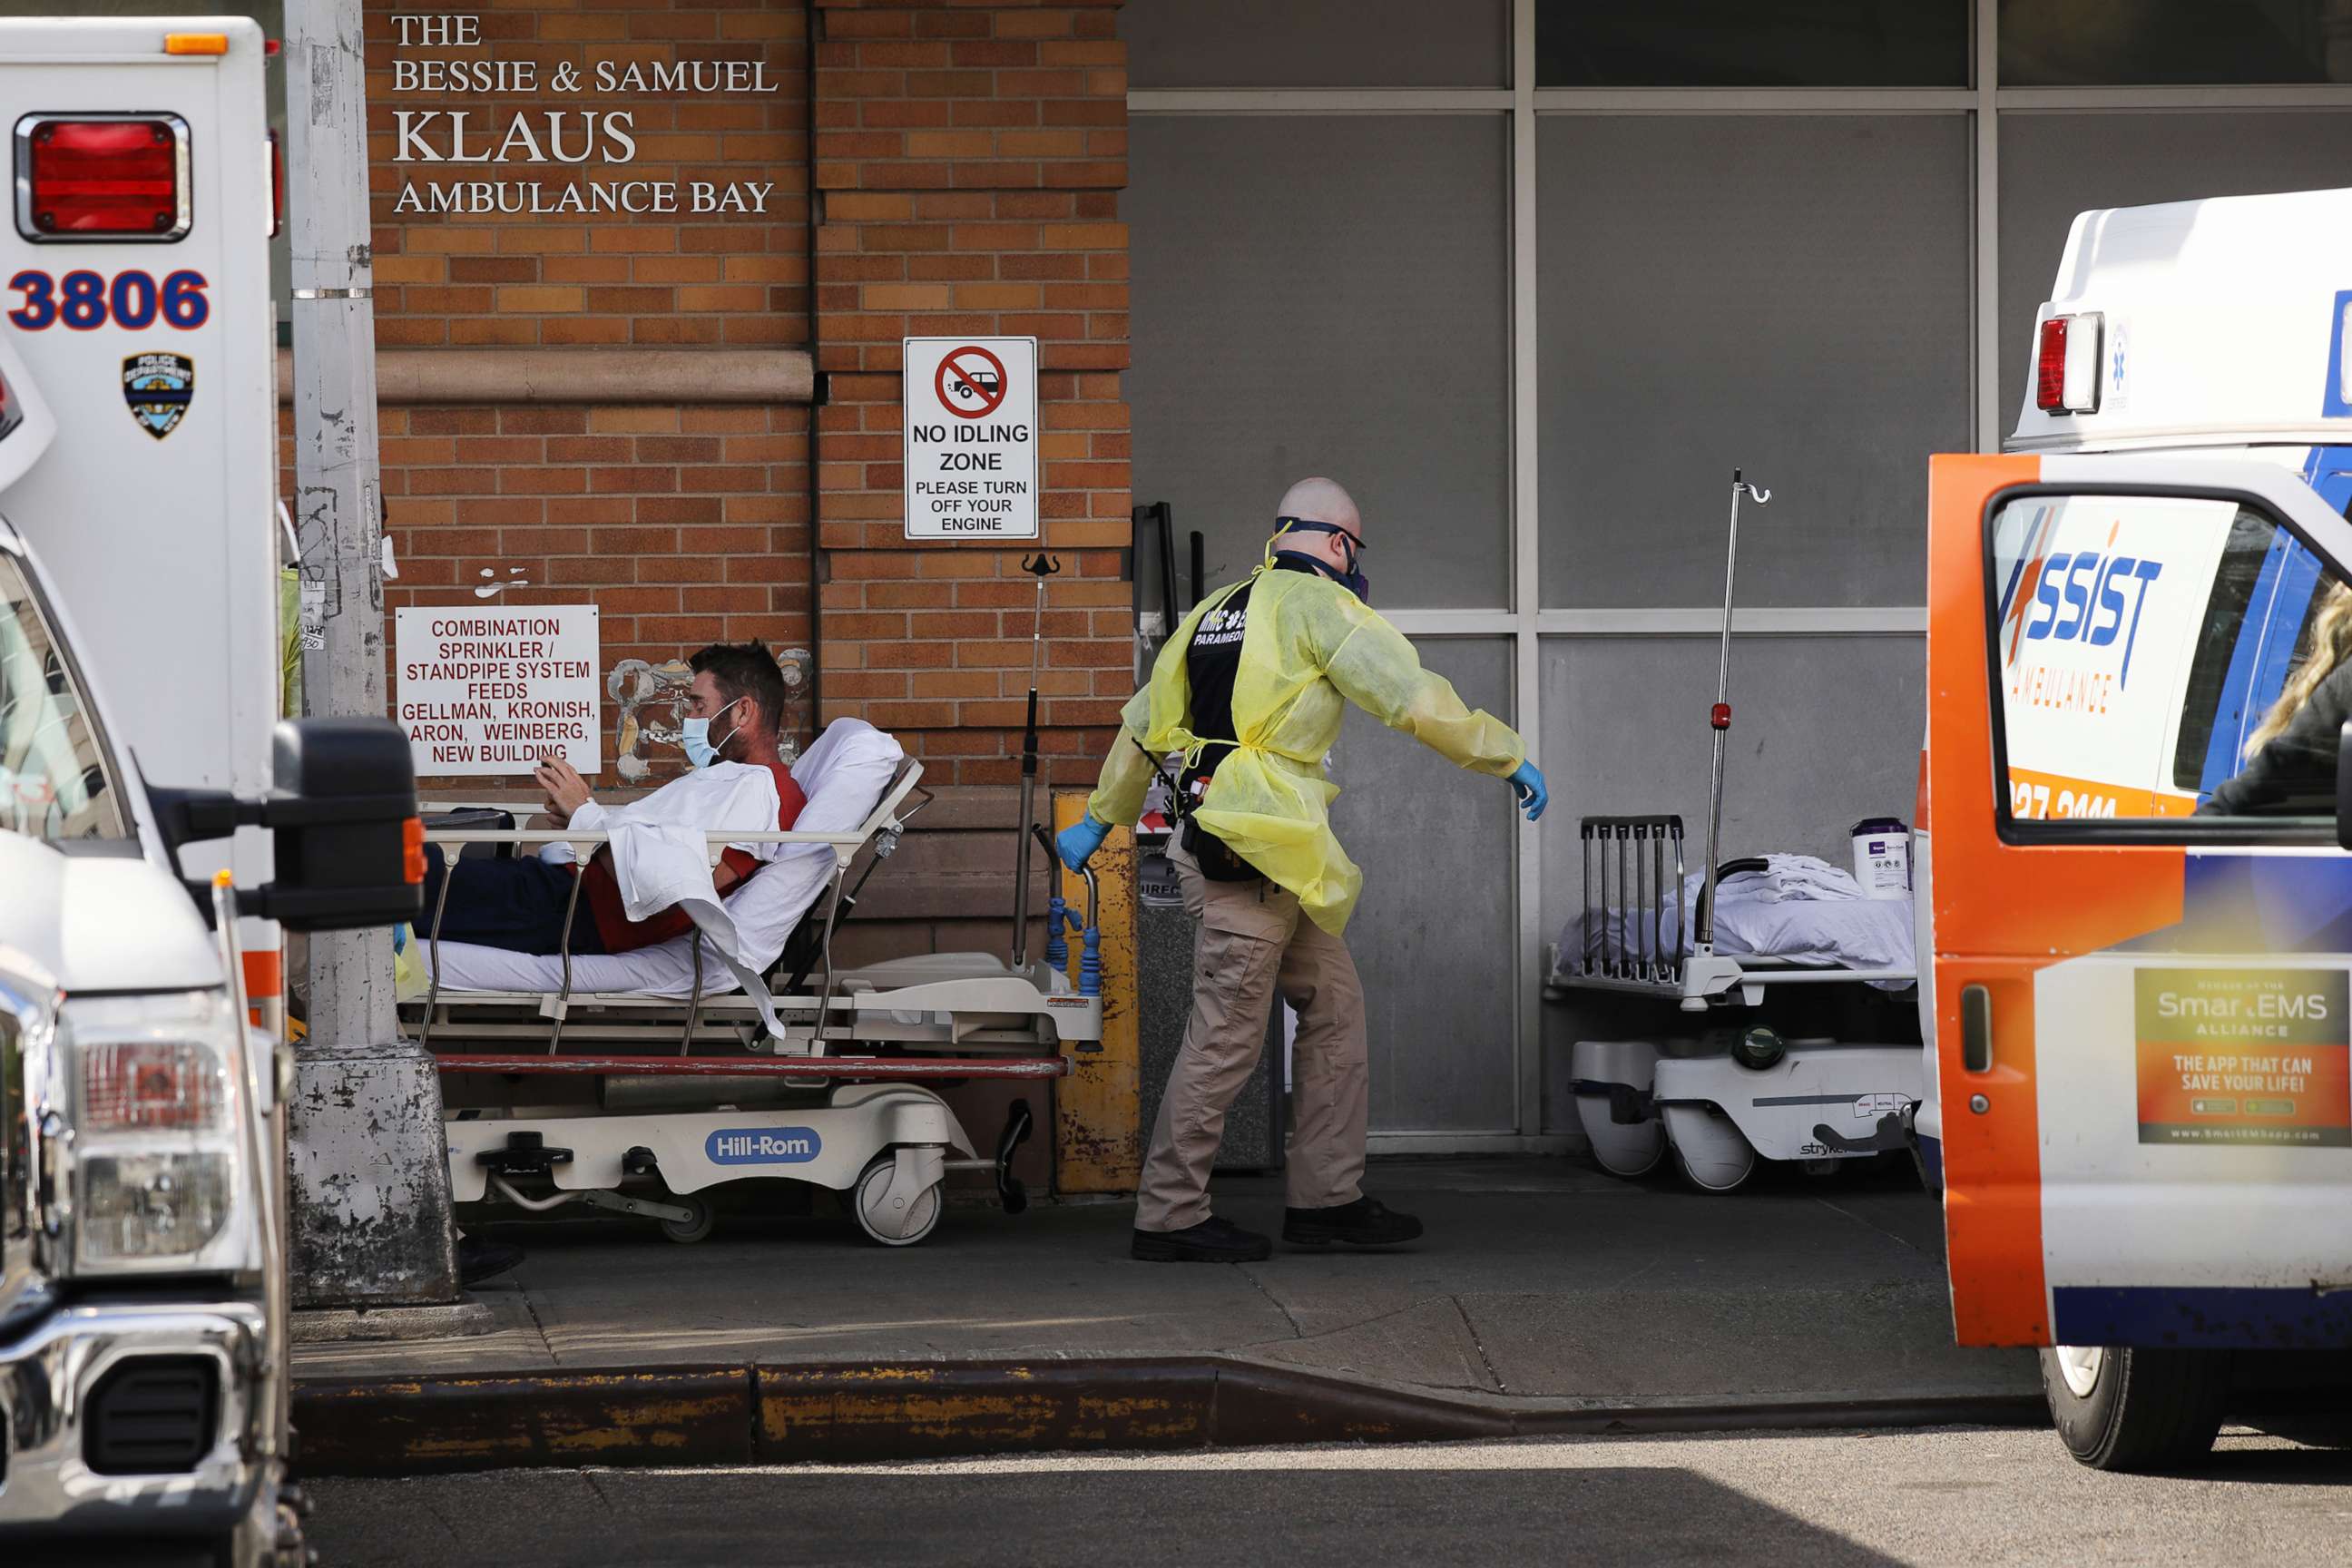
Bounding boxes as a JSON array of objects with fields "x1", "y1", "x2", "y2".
[{"x1": 2249, "y1": 581, "x2": 2352, "y2": 756}]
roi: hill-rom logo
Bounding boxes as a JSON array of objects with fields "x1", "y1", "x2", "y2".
[{"x1": 706, "y1": 1127, "x2": 822, "y2": 1165}]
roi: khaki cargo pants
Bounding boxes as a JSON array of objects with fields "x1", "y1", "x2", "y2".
[{"x1": 1134, "y1": 843, "x2": 1369, "y2": 1232}]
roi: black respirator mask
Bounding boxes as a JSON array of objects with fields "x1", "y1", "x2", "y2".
[{"x1": 1271, "y1": 515, "x2": 1369, "y2": 603}]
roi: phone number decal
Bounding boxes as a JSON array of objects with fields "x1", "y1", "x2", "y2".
[{"x1": 6, "y1": 269, "x2": 210, "y2": 331}]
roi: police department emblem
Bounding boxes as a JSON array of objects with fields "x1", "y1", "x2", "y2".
[{"x1": 122, "y1": 352, "x2": 194, "y2": 440}]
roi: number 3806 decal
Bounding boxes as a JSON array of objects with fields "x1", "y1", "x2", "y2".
[{"x1": 6, "y1": 269, "x2": 210, "y2": 331}]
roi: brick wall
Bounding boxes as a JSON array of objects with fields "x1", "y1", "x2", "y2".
[
  {"x1": 288, "y1": 0, "x2": 1134, "y2": 805},
  {"x1": 340, "y1": 0, "x2": 817, "y2": 781},
  {"x1": 811, "y1": 0, "x2": 1132, "y2": 788},
  {"x1": 364, "y1": 0, "x2": 808, "y2": 351}
]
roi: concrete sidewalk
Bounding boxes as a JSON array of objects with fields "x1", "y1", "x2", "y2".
[{"x1": 291, "y1": 1156, "x2": 2039, "y2": 1470}]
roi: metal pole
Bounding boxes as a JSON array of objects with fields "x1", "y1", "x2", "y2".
[
  {"x1": 1010, "y1": 553, "x2": 1059, "y2": 970},
  {"x1": 1698, "y1": 470, "x2": 1768, "y2": 952},
  {"x1": 286, "y1": 0, "x2": 395, "y2": 1045}
]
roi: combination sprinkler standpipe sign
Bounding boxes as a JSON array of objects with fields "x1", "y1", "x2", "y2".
[
  {"x1": 903, "y1": 336, "x2": 1039, "y2": 540},
  {"x1": 397, "y1": 606, "x2": 602, "y2": 776}
]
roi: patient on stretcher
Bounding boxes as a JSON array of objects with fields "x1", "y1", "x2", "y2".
[{"x1": 417, "y1": 642, "x2": 806, "y2": 956}]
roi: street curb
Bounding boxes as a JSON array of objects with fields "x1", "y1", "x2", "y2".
[{"x1": 291, "y1": 1360, "x2": 2048, "y2": 1475}]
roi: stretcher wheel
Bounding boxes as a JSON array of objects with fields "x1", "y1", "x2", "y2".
[
  {"x1": 852, "y1": 1152, "x2": 942, "y2": 1247},
  {"x1": 660, "y1": 1194, "x2": 715, "y2": 1244},
  {"x1": 1662, "y1": 1104, "x2": 1758, "y2": 1194}
]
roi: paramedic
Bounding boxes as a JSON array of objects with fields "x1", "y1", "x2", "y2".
[
  {"x1": 1058, "y1": 477, "x2": 1548, "y2": 1263},
  {"x1": 415, "y1": 641, "x2": 808, "y2": 955}
]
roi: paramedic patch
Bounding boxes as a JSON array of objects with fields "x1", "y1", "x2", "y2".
[
  {"x1": 706, "y1": 1126, "x2": 822, "y2": 1165},
  {"x1": 122, "y1": 352, "x2": 193, "y2": 440}
]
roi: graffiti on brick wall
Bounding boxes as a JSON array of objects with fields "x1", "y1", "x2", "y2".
[{"x1": 606, "y1": 648, "x2": 813, "y2": 783}]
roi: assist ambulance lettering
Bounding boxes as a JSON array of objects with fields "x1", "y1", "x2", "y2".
[{"x1": 2024, "y1": 549, "x2": 2165, "y2": 686}]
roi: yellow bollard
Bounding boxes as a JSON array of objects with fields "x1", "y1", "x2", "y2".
[{"x1": 1050, "y1": 789, "x2": 1142, "y2": 1193}]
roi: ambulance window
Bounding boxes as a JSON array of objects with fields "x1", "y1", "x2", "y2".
[
  {"x1": 2168, "y1": 510, "x2": 2278, "y2": 789},
  {"x1": 0, "y1": 551, "x2": 127, "y2": 842},
  {"x1": 1988, "y1": 492, "x2": 2344, "y2": 834}
]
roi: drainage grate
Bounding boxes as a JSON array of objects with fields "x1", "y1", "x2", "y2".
[{"x1": 83, "y1": 1357, "x2": 219, "y2": 1475}]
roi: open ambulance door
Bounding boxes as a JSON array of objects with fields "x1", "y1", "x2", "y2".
[{"x1": 1926, "y1": 452, "x2": 2352, "y2": 1470}]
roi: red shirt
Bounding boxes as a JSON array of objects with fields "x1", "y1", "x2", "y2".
[{"x1": 579, "y1": 760, "x2": 808, "y2": 955}]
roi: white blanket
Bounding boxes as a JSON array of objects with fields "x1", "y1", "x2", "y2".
[
  {"x1": 1553, "y1": 853, "x2": 1915, "y2": 989},
  {"x1": 423, "y1": 720, "x2": 906, "y2": 1004}
]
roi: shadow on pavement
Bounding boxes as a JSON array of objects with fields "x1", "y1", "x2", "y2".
[{"x1": 304, "y1": 1464, "x2": 1904, "y2": 1568}]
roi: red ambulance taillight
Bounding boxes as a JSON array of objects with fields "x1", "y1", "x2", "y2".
[
  {"x1": 14, "y1": 113, "x2": 192, "y2": 242},
  {"x1": 2034, "y1": 311, "x2": 2103, "y2": 416},
  {"x1": 268, "y1": 130, "x2": 283, "y2": 240}
]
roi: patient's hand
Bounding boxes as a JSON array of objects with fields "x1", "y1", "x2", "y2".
[{"x1": 534, "y1": 755, "x2": 593, "y2": 821}]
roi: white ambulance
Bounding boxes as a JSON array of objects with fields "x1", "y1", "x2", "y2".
[
  {"x1": 1, "y1": 17, "x2": 419, "y2": 1559},
  {"x1": 1919, "y1": 187, "x2": 2352, "y2": 1470}
]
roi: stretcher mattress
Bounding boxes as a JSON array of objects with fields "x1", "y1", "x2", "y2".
[
  {"x1": 1552, "y1": 854, "x2": 1915, "y2": 986},
  {"x1": 422, "y1": 719, "x2": 904, "y2": 997}
]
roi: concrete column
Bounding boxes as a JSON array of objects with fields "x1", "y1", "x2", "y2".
[
  {"x1": 289, "y1": 1044, "x2": 459, "y2": 1308},
  {"x1": 285, "y1": 0, "x2": 457, "y2": 1304}
]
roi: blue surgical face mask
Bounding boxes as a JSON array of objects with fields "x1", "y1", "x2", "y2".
[
  {"x1": 681, "y1": 697, "x2": 742, "y2": 769},
  {"x1": 1271, "y1": 515, "x2": 1370, "y2": 603}
]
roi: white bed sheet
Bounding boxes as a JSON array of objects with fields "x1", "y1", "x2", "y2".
[
  {"x1": 423, "y1": 718, "x2": 904, "y2": 997},
  {"x1": 1552, "y1": 855, "x2": 1915, "y2": 989}
]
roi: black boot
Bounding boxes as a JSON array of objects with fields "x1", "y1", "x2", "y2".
[
  {"x1": 458, "y1": 1235, "x2": 524, "y2": 1288},
  {"x1": 1131, "y1": 1215, "x2": 1273, "y2": 1263},
  {"x1": 1283, "y1": 1195, "x2": 1422, "y2": 1249}
]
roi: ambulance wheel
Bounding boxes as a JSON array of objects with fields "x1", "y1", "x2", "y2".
[
  {"x1": 1673, "y1": 1142, "x2": 1756, "y2": 1193},
  {"x1": 852, "y1": 1152, "x2": 942, "y2": 1248},
  {"x1": 659, "y1": 1195, "x2": 715, "y2": 1244},
  {"x1": 2040, "y1": 1346, "x2": 2230, "y2": 1472}
]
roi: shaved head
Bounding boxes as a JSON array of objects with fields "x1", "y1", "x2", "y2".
[{"x1": 1276, "y1": 476, "x2": 1361, "y2": 536}]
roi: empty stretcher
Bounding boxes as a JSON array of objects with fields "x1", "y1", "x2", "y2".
[{"x1": 1553, "y1": 815, "x2": 1916, "y2": 1012}]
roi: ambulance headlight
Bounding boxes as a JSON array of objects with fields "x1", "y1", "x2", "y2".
[
  {"x1": 76, "y1": 1152, "x2": 234, "y2": 1262},
  {"x1": 56, "y1": 991, "x2": 259, "y2": 1278}
]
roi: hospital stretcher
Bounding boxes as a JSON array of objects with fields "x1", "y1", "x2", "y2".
[
  {"x1": 1556, "y1": 815, "x2": 1918, "y2": 1011},
  {"x1": 1551, "y1": 819, "x2": 1923, "y2": 1193},
  {"x1": 400, "y1": 719, "x2": 1095, "y2": 1245}
]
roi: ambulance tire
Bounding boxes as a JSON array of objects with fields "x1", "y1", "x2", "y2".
[
  {"x1": 659, "y1": 1194, "x2": 715, "y2": 1244},
  {"x1": 2039, "y1": 1346, "x2": 2230, "y2": 1472},
  {"x1": 852, "y1": 1152, "x2": 943, "y2": 1247}
]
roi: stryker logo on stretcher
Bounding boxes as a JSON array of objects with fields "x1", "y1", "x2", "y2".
[{"x1": 707, "y1": 1128, "x2": 821, "y2": 1164}]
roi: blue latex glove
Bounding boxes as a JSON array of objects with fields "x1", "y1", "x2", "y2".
[
  {"x1": 1509, "y1": 760, "x2": 1549, "y2": 822},
  {"x1": 1056, "y1": 814, "x2": 1110, "y2": 873}
]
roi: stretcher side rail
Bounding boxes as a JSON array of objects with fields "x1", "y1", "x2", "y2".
[
  {"x1": 1561, "y1": 812, "x2": 1918, "y2": 1012},
  {"x1": 409, "y1": 759, "x2": 929, "y2": 1054},
  {"x1": 432, "y1": 1053, "x2": 1070, "y2": 1080}
]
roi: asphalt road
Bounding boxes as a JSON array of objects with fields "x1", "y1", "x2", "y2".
[{"x1": 305, "y1": 1426, "x2": 2352, "y2": 1567}]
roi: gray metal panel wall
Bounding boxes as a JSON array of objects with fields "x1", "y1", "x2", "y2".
[
  {"x1": 1121, "y1": 0, "x2": 1509, "y2": 88},
  {"x1": 1534, "y1": 634, "x2": 1926, "y2": 942},
  {"x1": 1328, "y1": 637, "x2": 1519, "y2": 1133},
  {"x1": 1125, "y1": 115, "x2": 1513, "y2": 609},
  {"x1": 1536, "y1": 114, "x2": 1971, "y2": 608},
  {"x1": 1996, "y1": 111, "x2": 2352, "y2": 423}
]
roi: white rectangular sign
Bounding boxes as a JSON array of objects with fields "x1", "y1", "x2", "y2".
[
  {"x1": 396, "y1": 605, "x2": 601, "y2": 776},
  {"x1": 903, "y1": 335, "x2": 1039, "y2": 540}
]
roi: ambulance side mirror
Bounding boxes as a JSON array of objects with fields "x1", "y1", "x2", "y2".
[
  {"x1": 262, "y1": 719, "x2": 425, "y2": 933},
  {"x1": 145, "y1": 719, "x2": 425, "y2": 932}
]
